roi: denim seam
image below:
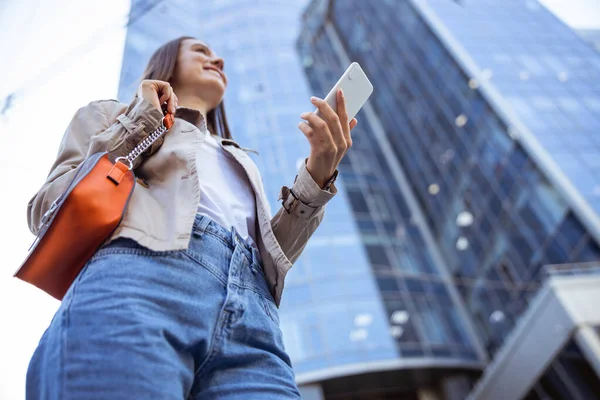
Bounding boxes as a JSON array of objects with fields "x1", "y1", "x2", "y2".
[
  {"x1": 230, "y1": 280, "x2": 272, "y2": 301},
  {"x1": 180, "y1": 250, "x2": 228, "y2": 286},
  {"x1": 91, "y1": 247, "x2": 182, "y2": 260},
  {"x1": 194, "y1": 309, "x2": 231, "y2": 379},
  {"x1": 260, "y1": 296, "x2": 279, "y2": 324}
]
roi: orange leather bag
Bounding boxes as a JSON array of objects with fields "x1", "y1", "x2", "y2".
[{"x1": 14, "y1": 112, "x2": 174, "y2": 300}]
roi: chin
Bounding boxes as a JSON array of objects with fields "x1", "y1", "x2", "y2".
[{"x1": 195, "y1": 80, "x2": 225, "y2": 103}]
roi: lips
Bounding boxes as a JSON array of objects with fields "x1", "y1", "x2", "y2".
[{"x1": 204, "y1": 67, "x2": 224, "y2": 82}]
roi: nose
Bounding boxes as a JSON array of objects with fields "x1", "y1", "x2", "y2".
[{"x1": 211, "y1": 57, "x2": 224, "y2": 71}]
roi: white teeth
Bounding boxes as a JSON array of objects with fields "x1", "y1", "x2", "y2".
[{"x1": 207, "y1": 69, "x2": 221, "y2": 79}]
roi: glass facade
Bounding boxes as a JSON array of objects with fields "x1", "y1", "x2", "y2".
[
  {"x1": 298, "y1": 0, "x2": 600, "y2": 363},
  {"x1": 298, "y1": 0, "x2": 481, "y2": 367},
  {"x1": 423, "y1": 0, "x2": 600, "y2": 213},
  {"x1": 118, "y1": 1, "x2": 480, "y2": 390}
]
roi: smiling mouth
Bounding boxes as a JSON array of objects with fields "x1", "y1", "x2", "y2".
[{"x1": 205, "y1": 69, "x2": 223, "y2": 81}]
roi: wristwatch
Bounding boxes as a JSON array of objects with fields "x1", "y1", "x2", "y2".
[{"x1": 323, "y1": 170, "x2": 339, "y2": 192}]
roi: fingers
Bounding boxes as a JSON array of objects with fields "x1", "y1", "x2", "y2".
[
  {"x1": 311, "y1": 96, "x2": 342, "y2": 136},
  {"x1": 297, "y1": 119, "x2": 314, "y2": 140},
  {"x1": 303, "y1": 93, "x2": 356, "y2": 155},
  {"x1": 298, "y1": 95, "x2": 356, "y2": 186},
  {"x1": 309, "y1": 96, "x2": 347, "y2": 154},
  {"x1": 298, "y1": 119, "x2": 337, "y2": 159},
  {"x1": 337, "y1": 89, "x2": 352, "y2": 147},
  {"x1": 140, "y1": 80, "x2": 177, "y2": 114},
  {"x1": 157, "y1": 84, "x2": 175, "y2": 114},
  {"x1": 166, "y1": 87, "x2": 176, "y2": 114},
  {"x1": 298, "y1": 114, "x2": 335, "y2": 150},
  {"x1": 157, "y1": 85, "x2": 169, "y2": 104},
  {"x1": 336, "y1": 90, "x2": 350, "y2": 138}
]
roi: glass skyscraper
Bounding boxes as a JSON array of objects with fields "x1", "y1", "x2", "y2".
[
  {"x1": 298, "y1": 0, "x2": 600, "y2": 398},
  {"x1": 117, "y1": 0, "x2": 600, "y2": 398}
]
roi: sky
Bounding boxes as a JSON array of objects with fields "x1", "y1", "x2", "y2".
[
  {"x1": 0, "y1": 0, "x2": 598, "y2": 398},
  {"x1": 540, "y1": 0, "x2": 600, "y2": 29}
]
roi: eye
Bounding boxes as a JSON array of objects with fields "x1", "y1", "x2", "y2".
[{"x1": 195, "y1": 47, "x2": 208, "y2": 54}]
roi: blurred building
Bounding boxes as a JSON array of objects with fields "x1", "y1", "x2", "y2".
[
  {"x1": 298, "y1": 0, "x2": 600, "y2": 398},
  {"x1": 578, "y1": 29, "x2": 600, "y2": 53}
]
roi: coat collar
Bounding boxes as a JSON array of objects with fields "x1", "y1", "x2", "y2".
[
  {"x1": 174, "y1": 106, "x2": 259, "y2": 155},
  {"x1": 174, "y1": 106, "x2": 206, "y2": 131}
]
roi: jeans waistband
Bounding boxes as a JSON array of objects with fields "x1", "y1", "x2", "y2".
[{"x1": 192, "y1": 214, "x2": 261, "y2": 267}]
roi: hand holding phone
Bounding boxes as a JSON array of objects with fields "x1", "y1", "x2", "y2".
[{"x1": 298, "y1": 62, "x2": 374, "y2": 188}]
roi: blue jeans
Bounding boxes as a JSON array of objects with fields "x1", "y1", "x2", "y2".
[{"x1": 26, "y1": 214, "x2": 300, "y2": 399}]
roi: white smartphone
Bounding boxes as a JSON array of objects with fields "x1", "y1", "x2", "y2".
[{"x1": 314, "y1": 62, "x2": 373, "y2": 121}]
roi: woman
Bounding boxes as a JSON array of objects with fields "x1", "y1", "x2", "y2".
[{"x1": 26, "y1": 36, "x2": 357, "y2": 399}]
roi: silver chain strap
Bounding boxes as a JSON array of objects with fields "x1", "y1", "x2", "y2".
[
  {"x1": 38, "y1": 116, "x2": 171, "y2": 231},
  {"x1": 115, "y1": 117, "x2": 168, "y2": 170}
]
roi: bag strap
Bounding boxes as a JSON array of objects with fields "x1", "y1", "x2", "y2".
[{"x1": 115, "y1": 113, "x2": 174, "y2": 170}]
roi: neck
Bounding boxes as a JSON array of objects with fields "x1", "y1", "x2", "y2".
[{"x1": 174, "y1": 90, "x2": 209, "y2": 120}]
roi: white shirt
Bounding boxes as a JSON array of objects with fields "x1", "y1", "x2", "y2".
[{"x1": 196, "y1": 131, "x2": 258, "y2": 250}]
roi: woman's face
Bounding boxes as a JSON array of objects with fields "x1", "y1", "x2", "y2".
[{"x1": 172, "y1": 38, "x2": 227, "y2": 110}]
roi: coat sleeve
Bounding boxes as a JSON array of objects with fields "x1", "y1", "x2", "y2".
[
  {"x1": 27, "y1": 97, "x2": 164, "y2": 235},
  {"x1": 270, "y1": 159, "x2": 337, "y2": 264}
]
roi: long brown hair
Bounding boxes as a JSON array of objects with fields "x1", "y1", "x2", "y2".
[{"x1": 140, "y1": 36, "x2": 232, "y2": 139}]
